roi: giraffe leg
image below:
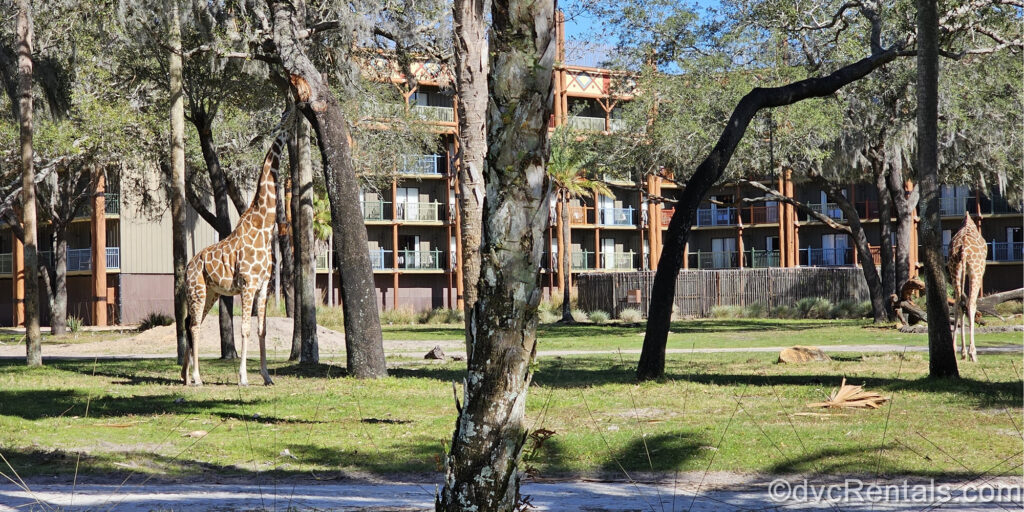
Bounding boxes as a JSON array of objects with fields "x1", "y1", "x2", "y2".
[
  {"x1": 238, "y1": 288, "x2": 255, "y2": 386},
  {"x1": 256, "y1": 279, "x2": 273, "y2": 386},
  {"x1": 185, "y1": 291, "x2": 216, "y2": 386},
  {"x1": 968, "y1": 290, "x2": 979, "y2": 363}
]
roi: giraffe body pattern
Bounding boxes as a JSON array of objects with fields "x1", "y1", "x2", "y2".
[
  {"x1": 947, "y1": 213, "x2": 987, "y2": 362},
  {"x1": 181, "y1": 125, "x2": 288, "y2": 386}
]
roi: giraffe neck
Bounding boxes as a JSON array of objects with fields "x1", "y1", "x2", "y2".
[{"x1": 240, "y1": 133, "x2": 287, "y2": 233}]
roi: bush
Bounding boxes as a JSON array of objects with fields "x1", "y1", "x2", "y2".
[
  {"x1": 139, "y1": 312, "x2": 174, "y2": 332},
  {"x1": 316, "y1": 305, "x2": 344, "y2": 330},
  {"x1": 588, "y1": 310, "x2": 610, "y2": 324},
  {"x1": 830, "y1": 299, "x2": 873, "y2": 319},
  {"x1": 619, "y1": 308, "x2": 644, "y2": 323},
  {"x1": 744, "y1": 303, "x2": 767, "y2": 318},
  {"x1": 571, "y1": 308, "x2": 589, "y2": 323},
  {"x1": 710, "y1": 305, "x2": 745, "y2": 319},
  {"x1": 796, "y1": 297, "x2": 832, "y2": 319},
  {"x1": 67, "y1": 315, "x2": 83, "y2": 333},
  {"x1": 538, "y1": 309, "x2": 560, "y2": 324},
  {"x1": 421, "y1": 308, "x2": 463, "y2": 325},
  {"x1": 995, "y1": 300, "x2": 1024, "y2": 316},
  {"x1": 771, "y1": 305, "x2": 799, "y2": 319},
  {"x1": 379, "y1": 307, "x2": 419, "y2": 325}
]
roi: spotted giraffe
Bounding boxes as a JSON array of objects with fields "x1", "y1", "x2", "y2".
[
  {"x1": 181, "y1": 112, "x2": 293, "y2": 386},
  {"x1": 947, "y1": 213, "x2": 987, "y2": 362}
]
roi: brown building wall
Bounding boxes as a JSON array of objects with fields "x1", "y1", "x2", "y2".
[{"x1": 119, "y1": 273, "x2": 173, "y2": 324}]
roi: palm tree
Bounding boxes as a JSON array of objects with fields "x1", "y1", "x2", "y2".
[{"x1": 547, "y1": 125, "x2": 611, "y2": 322}]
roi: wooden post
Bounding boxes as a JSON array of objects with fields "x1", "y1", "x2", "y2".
[
  {"x1": 556, "y1": 194, "x2": 565, "y2": 294},
  {"x1": 737, "y1": 225, "x2": 745, "y2": 269},
  {"x1": 90, "y1": 165, "x2": 107, "y2": 326},
  {"x1": 391, "y1": 178, "x2": 399, "y2": 310},
  {"x1": 646, "y1": 176, "x2": 660, "y2": 270},
  {"x1": 12, "y1": 232, "x2": 23, "y2": 327},
  {"x1": 777, "y1": 173, "x2": 787, "y2": 267},
  {"x1": 682, "y1": 241, "x2": 689, "y2": 270},
  {"x1": 784, "y1": 169, "x2": 798, "y2": 266},
  {"x1": 906, "y1": 179, "x2": 920, "y2": 278}
]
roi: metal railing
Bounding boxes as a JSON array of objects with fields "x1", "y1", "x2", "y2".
[
  {"x1": 805, "y1": 202, "x2": 845, "y2": 221},
  {"x1": 571, "y1": 250, "x2": 594, "y2": 270},
  {"x1": 411, "y1": 105, "x2": 455, "y2": 123},
  {"x1": 106, "y1": 247, "x2": 120, "y2": 269},
  {"x1": 67, "y1": 248, "x2": 91, "y2": 271},
  {"x1": 802, "y1": 247, "x2": 855, "y2": 267},
  {"x1": 597, "y1": 206, "x2": 635, "y2": 226},
  {"x1": 690, "y1": 250, "x2": 739, "y2": 269},
  {"x1": 939, "y1": 196, "x2": 968, "y2": 216},
  {"x1": 0, "y1": 253, "x2": 10, "y2": 274},
  {"x1": 395, "y1": 201, "x2": 442, "y2": 222},
  {"x1": 401, "y1": 154, "x2": 444, "y2": 175},
  {"x1": 568, "y1": 116, "x2": 606, "y2": 131},
  {"x1": 748, "y1": 249, "x2": 780, "y2": 268},
  {"x1": 742, "y1": 205, "x2": 779, "y2": 224},
  {"x1": 989, "y1": 241, "x2": 1024, "y2": 262},
  {"x1": 361, "y1": 201, "x2": 391, "y2": 221},
  {"x1": 397, "y1": 249, "x2": 443, "y2": 270},
  {"x1": 696, "y1": 207, "x2": 737, "y2": 227},
  {"x1": 105, "y1": 193, "x2": 120, "y2": 215},
  {"x1": 600, "y1": 251, "x2": 636, "y2": 270},
  {"x1": 363, "y1": 102, "x2": 405, "y2": 119}
]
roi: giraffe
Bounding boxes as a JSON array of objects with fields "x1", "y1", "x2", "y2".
[
  {"x1": 181, "y1": 113, "x2": 292, "y2": 386},
  {"x1": 947, "y1": 212, "x2": 987, "y2": 362}
]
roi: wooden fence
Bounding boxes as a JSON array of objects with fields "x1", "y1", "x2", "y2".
[{"x1": 577, "y1": 268, "x2": 870, "y2": 318}]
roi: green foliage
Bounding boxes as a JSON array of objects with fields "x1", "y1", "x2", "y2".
[
  {"x1": 538, "y1": 309, "x2": 560, "y2": 324},
  {"x1": 139, "y1": 312, "x2": 174, "y2": 332},
  {"x1": 379, "y1": 308, "x2": 420, "y2": 325},
  {"x1": 618, "y1": 308, "x2": 644, "y2": 323},
  {"x1": 421, "y1": 308, "x2": 464, "y2": 325},
  {"x1": 795, "y1": 297, "x2": 832, "y2": 319},
  {"x1": 830, "y1": 300, "x2": 872, "y2": 320},
  {"x1": 66, "y1": 316, "x2": 83, "y2": 334},
  {"x1": 710, "y1": 305, "x2": 745, "y2": 319},
  {"x1": 995, "y1": 300, "x2": 1023, "y2": 317},
  {"x1": 571, "y1": 308, "x2": 589, "y2": 323},
  {"x1": 588, "y1": 310, "x2": 610, "y2": 324},
  {"x1": 743, "y1": 303, "x2": 767, "y2": 318}
]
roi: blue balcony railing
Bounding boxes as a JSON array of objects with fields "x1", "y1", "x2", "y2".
[
  {"x1": 989, "y1": 241, "x2": 1023, "y2": 262},
  {"x1": 597, "y1": 207, "x2": 635, "y2": 226},
  {"x1": 802, "y1": 247, "x2": 855, "y2": 267},
  {"x1": 401, "y1": 155, "x2": 444, "y2": 175},
  {"x1": 696, "y1": 207, "x2": 737, "y2": 227}
]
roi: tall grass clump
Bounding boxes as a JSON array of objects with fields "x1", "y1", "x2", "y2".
[
  {"x1": 619, "y1": 308, "x2": 644, "y2": 323},
  {"x1": 67, "y1": 315, "x2": 83, "y2": 333},
  {"x1": 796, "y1": 297, "x2": 832, "y2": 319},
  {"x1": 830, "y1": 299, "x2": 872, "y2": 319},
  {"x1": 139, "y1": 312, "x2": 174, "y2": 331},
  {"x1": 743, "y1": 302, "x2": 767, "y2": 318},
  {"x1": 571, "y1": 308, "x2": 588, "y2": 323},
  {"x1": 421, "y1": 308, "x2": 464, "y2": 325},
  {"x1": 379, "y1": 307, "x2": 419, "y2": 325},
  {"x1": 316, "y1": 305, "x2": 345, "y2": 330},
  {"x1": 710, "y1": 305, "x2": 745, "y2": 319},
  {"x1": 588, "y1": 310, "x2": 610, "y2": 324}
]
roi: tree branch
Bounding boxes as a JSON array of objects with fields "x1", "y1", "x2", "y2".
[{"x1": 740, "y1": 179, "x2": 852, "y2": 234}]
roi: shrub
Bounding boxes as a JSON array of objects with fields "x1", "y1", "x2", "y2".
[
  {"x1": 744, "y1": 303, "x2": 767, "y2": 318},
  {"x1": 830, "y1": 299, "x2": 873, "y2": 319},
  {"x1": 796, "y1": 297, "x2": 832, "y2": 319},
  {"x1": 619, "y1": 308, "x2": 644, "y2": 323},
  {"x1": 571, "y1": 308, "x2": 588, "y2": 323},
  {"x1": 771, "y1": 305, "x2": 799, "y2": 319},
  {"x1": 995, "y1": 300, "x2": 1024, "y2": 317},
  {"x1": 588, "y1": 310, "x2": 610, "y2": 324},
  {"x1": 316, "y1": 305, "x2": 344, "y2": 330},
  {"x1": 422, "y1": 308, "x2": 463, "y2": 325},
  {"x1": 139, "y1": 312, "x2": 174, "y2": 332},
  {"x1": 67, "y1": 315, "x2": 83, "y2": 333},
  {"x1": 379, "y1": 307, "x2": 418, "y2": 325},
  {"x1": 710, "y1": 305, "x2": 745, "y2": 319},
  {"x1": 538, "y1": 309, "x2": 560, "y2": 324}
]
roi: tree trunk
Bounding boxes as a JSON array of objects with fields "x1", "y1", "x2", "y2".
[
  {"x1": 270, "y1": 1, "x2": 384, "y2": 377},
  {"x1": 291, "y1": 114, "x2": 318, "y2": 364},
  {"x1": 437, "y1": 0, "x2": 555, "y2": 510},
  {"x1": 17, "y1": 0, "x2": 41, "y2": 366},
  {"x1": 888, "y1": 165, "x2": 917, "y2": 288},
  {"x1": 277, "y1": 146, "x2": 293, "y2": 320},
  {"x1": 560, "y1": 189, "x2": 573, "y2": 322},
  {"x1": 168, "y1": 3, "x2": 188, "y2": 365},
  {"x1": 916, "y1": 0, "x2": 958, "y2": 378},
  {"x1": 52, "y1": 233, "x2": 67, "y2": 335},
  {"x1": 636, "y1": 43, "x2": 902, "y2": 381},
  {"x1": 874, "y1": 163, "x2": 896, "y2": 317},
  {"x1": 452, "y1": 0, "x2": 488, "y2": 352},
  {"x1": 194, "y1": 114, "x2": 238, "y2": 360}
]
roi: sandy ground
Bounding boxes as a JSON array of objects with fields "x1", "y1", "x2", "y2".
[{"x1": 2, "y1": 476, "x2": 1022, "y2": 511}]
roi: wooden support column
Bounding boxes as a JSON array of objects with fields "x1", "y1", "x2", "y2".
[
  {"x1": 391, "y1": 178, "x2": 399, "y2": 310},
  {"x1": 682, "y1": 242, "x2": 689, "y2": 270},
  {"x1": 784, "y1": 169, "x2": 798, "y2": 266},
  {"x1": 90, "y1": 166, "x2": 107, "y2": 326},
  {"x1": 646, "y1": 176, "x2": 660, "y2": 270},
  {"x1": 777, "y1": 174, "x2": 787, "y2": 267},
  {"x1": 593, "y1": 190, "x2": 600, "y2": 269},
  {"x1": 12, "y1": 232, "x2": 23, "y2": 327},
  {"x1": 906, "y1": 179, "x2": 920, "y2": 278},
  {"x1": 555, "y1": 195, "x2": 565, "y2": 294},
  {"x1": 737, "y1": 225, "x2": 745, "y2": 269}
]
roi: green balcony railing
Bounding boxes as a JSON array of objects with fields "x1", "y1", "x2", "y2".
[
  {"x1": 397, "y1": 249, "x2": 443, "y2": 270},
  {"x1": 396, "y1": 201, "x2": 442, "y2": 222},
  {"x1": 361, "y1": 201, "x2": 391, "y2": 221}
]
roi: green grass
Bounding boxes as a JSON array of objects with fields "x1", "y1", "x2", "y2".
[
  {"x1": 0, "y1": 348, "x2": 1020, "y2": 481},
  {"x1": 381, "y1": 318, "x2": 1022, "y2": 351}
]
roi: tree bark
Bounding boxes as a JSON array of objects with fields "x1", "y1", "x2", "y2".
[
  {"x1": 916, "y1": 0, "x2": 958, "y2": 378},
  {"x1": 17, "y1": 0, "x2": 41, "y2": 366},
  {"x1": 270, "y1": 1, "x2": 384, "y2": 377},
  {"x1": 169, "y1": 2, "x2": 189, "y2": 365},
  {"x1": 452, "y1": 0, "x2": 489, "y2": 352},
  {"x1": 637, "y1": 42, "x2": 902, "y2": 381},
  {"x1": 277, "y1": 142, "x2": 293, "y2": 321},
  {"x1": 193, "y1": 111, "x2": 238, "y2": 360},
  {"x1": 287, "y1": 127, "x2": 301, "y2": 362},
  {"x1": 873, "y1": 162, "x2": 896, "y2": 316},
  {"x1": 291, "y1": 114, "x2": 318, "y2": 364},
  {"x1": 52, "y1": 232, "x2": 66, "y2": 335},
  {"x1": 560, "y1": 189, "x2": 573, "y2": 322},
  {"x1": 437, "y1": 0, "x2": 555, "y2": 510},
  {"x1": 888, "y1": 165, "x2": 917, "y2": 289}
]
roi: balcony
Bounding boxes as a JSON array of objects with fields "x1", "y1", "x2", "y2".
[
  {"x1": 317, "y1": 249, "x2": 393, "y2": 270},
  {"x1": 75, "y1": 193, "x2": 121, "y2": 218},
  {"x1": 940, "y1": 196, "x2": 968, "y2": 216},
  {"x1": 396, "y1": 249, "x2": 444, "y2": 270},
  {"x1": 401, "y1": 154, "x2": 444, "y2": 175},
  {"x1": 597, "y1": 207, "x2": 635, "y2": 227},
  {"x1": 361, "y1": 201, "x2": 391, "y2": 221},
  {"x1": 609, "y1": 118, "x2": 628, "y2": 132},
  {"x1": 411, "y1": 105, "x2": 455, "y2": 123},
  {"x1": 569, "y1": 205, "x2": 593, "y2": 225},
  {"x1": 568, "y1": 116, "x2": 606, "y2": 131},
  {"x1": 571, "y1": 250, "x2": 594, "y2": 270},
  {"x1": 696, "y1": 207, "x2": 737, "y2": 227},
  {"x1": 805, "y1": 202, "x2": 844, "y2": 221},
  {"x1": 396, "y1": 201, "x2": 442, "y2": 222},
  {"x1": 801, "y1": 247, "x2": 855, "y2": 267},
  {"x1": 600, "y1": 251, "x2": 637, "y2": 270},
  {"x1": 989, "y1": 241, "x2": 1023, "y2": 262},
  {"x1": 689, "y1": 250, "x2": 739, "y2": 269},
  {"x1": 740, "y1": 204, "x2": 779, "y2": 225},
  {"x1": 747, "y1": 249, "x2": 780, "y2": 268},
  {"x1": 660, "y1": 208, "x2": 674, "y2": 226}
]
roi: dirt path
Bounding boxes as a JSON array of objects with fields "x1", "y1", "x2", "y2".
[{"x1": 2, "y1": 476, "x2": 1021, "y2": 511}]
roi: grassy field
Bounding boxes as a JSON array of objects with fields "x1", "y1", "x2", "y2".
[{"x1": 0, "y1": 321, "x2": 1020, "y2": 483}]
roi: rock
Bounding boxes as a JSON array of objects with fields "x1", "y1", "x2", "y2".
[
  {"x1": 424, "y1": 346, "x2": 446, "y2": 360},
  {"x1": 451, "y1": 354, "x2": 466, "y2": 362},
  {"x1": 778, "y1": 346, "x2": 831, "y2": 364}
]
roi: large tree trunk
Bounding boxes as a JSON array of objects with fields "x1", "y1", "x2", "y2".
[
  {"x1": 916, "y1": 0, "x2": 958, "y2": 378},
  {"x1": 168, "y1": 3, "x2": 188, "y2": 365},
  {"x1": 560, "y1": 189, "x2": 573, "y2": 322},
  {"x1": 270, "y1": 1, "x2": 384, "y2": 377},
  {"x1": 874, "y1": 162, "x2": 896, "y2": 317},
  {"x1": 276, "y1": 147, "x2": 293, "y2": 320},
  {"x1": 17, "y1": 0, "x2": 41, "y2": 366},
  {"x1": 452, "y1": 0, "x2": 488, "y2": 352},
  {"x1": 636, "y1": 42, "x2": 902, "y2": 381},
  {"x1": 437, "y1": 1, "x2": 555, "y2": 510},
  {"x1": 888, "y1": 165, "x2": 917, "y2": 288},
  {"x1": 194, "y1": 113, "x2": 238, "y2": 360},
  {"x1": 291, "y1": 114, "x2": 318, "y2": 364}
]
